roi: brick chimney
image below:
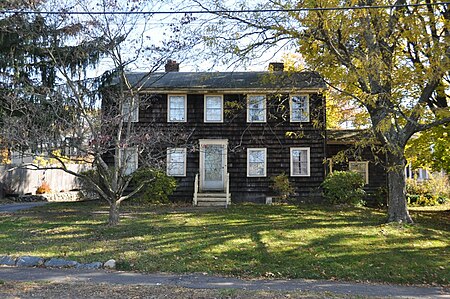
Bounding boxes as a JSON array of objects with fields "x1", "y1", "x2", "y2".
[
  {"x1": 268, "y1": 62, "x2": 284, "y2": 72},
  {"x1": 165, "y1": 59, "x2": 180, "y2": 72}
]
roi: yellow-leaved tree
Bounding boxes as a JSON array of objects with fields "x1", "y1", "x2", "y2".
[{"x1": 195, "y1": 0, "x2": 449, "y2": 222}]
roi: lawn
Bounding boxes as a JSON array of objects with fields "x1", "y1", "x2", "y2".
[{"x1": 0, "y1": 201, "x2": 448, "y2": 286}]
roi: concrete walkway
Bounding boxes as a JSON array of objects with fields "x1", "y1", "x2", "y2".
[
  {"x1": 0, "y1": 202, "x2": 47, "y2": 213},
  {"x1": 0, "y1": 267, "x2": 448, "y2": 298}
]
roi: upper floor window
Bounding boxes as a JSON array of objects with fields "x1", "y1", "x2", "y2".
[
  {"x1": 122, "y1": 98, "x2": 139, "y2": 122},
  {"x1": 247, "y1": 148, "x2": 267, "y2": 177},
  {"x1": 290, "y1": 147, "x2": 310, "y2": 177},
  {"x1": 290, "y1": 95, "x2": 309, "y2": 122},
  {"x1": 168, "y1": 95, "x2": 187, "y2": 122},
  {"x1": 349, "y1": 161, "x2": 369, "y2": 184},
  {"x1": 247, "y1": 95, "x2": 266, "y2": 123},
  {"x1": 167, "y1": 148, "x2": 187, "y2": 177},
  {"x1": 119, "y1": 147, "x2": 138, "y2": 175},
  {"x1": 204, "y1": 95, "x2": 223, "y2": 123}
]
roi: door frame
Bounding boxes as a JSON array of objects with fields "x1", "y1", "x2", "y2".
[{"x1": 199, "y1": 139, "x2": 228, "y2": 191}]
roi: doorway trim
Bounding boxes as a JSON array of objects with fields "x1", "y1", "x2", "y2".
[{"x1": 199, "y1": 139, "x2": 228, "y2": 192}]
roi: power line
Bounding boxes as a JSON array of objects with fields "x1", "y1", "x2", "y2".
[{"x1": 1, "y1": 2, "x2": 449, "y2": 16}]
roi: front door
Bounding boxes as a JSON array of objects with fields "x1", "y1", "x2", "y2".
[{"x1": 200, "y1": 139, "x2": 227, "y2": 191}]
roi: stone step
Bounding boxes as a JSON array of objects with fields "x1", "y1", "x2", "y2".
[
  {"x1": 197, "y1": 197, "x2": 228, "y2": 202},
  {"x1": 197, "y1": 201, "x2": 228, "y2": 207},
  {"x1": 194, "y1": 192, "x2": 230, "y2": 207},
  {"x1": 196, "y1": 193, "x2": 227, "y2": 198}
]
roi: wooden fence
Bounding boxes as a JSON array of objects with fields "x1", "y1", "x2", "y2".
[{"x1": 0, "y1": 164, "x2": 90, "y2": 195}]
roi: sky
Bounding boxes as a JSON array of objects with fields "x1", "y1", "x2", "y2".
[
  {"x1": 5, "y1": 0, "x2": 293, "y2": 78},
  {"x1": 81, "y1": 0, "x2": 290, "y2": 76}
]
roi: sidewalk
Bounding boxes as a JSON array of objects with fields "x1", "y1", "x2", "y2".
[
  {"x1": 0, "y1": 267, "x2": 448, "y2": 298},
  {"x1": 0, "y1": 202, "x2": 48, "y2": 213}
]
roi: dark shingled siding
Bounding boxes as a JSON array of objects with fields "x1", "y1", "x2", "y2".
[
  {"x1": 137, "y1": 92, "x2": 326, "y2": 203},
  {"x1": 325, "y1": 143, "x2": 388, "y2": 204}
]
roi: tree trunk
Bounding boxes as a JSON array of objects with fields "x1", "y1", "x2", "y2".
[
  {"x1": 108, "y1": 200, "x2": 120, "y2": 226},
  {"x1": 386, "y1": 152, "x2": 413, "y2": 223}
]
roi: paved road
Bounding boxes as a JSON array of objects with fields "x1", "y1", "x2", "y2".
[
  {"x1": 0, "y1": 202, "x2": 47, "y2": 213},
  {"x1": 0, "y1": 267, "x2": 448, "y2": 298}
]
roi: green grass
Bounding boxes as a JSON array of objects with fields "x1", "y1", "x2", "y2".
[{"x1": 0, "y1": 201, "x2": 449, "y2": 286}]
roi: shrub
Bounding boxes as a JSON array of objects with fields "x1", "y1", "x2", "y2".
[
  {"x1": 79, "y1": 168, "x2": 177, "y2": 204},
  {"x1": 406, "y1": 175, "x2": 449, "y2": 206},
  {"x1": 36, "y1": 181, "x2": 51, "y2": 194},
  {"x1": 321, "y1": 171, "x2": 366, "y2": 206},
  {"x1": 270, "y1": 173, "x2": 294, "y2": 200},
  {"x1": 130, "y1": 168, "x2": 177, "y2": 204}
]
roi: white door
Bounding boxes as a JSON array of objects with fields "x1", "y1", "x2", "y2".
[{"x1": 200, "y1": 140, "x2": 227, "y2": 191}]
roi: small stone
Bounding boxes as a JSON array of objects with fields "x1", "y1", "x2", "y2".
[
  {"x1": 44, "y1": 258, "x2": 78, "y2": 268},
  {"x1": 103, "y1": 259, "x2": 116, "y2": 269},
  {"x1": 0, "y1": 256, "x2": 17, "y2": 266},
  {"x1": 76, "y1": 262, "x2": 103, "y2": 270},
  {"x1": 16, "y1": 256, "x2": 44, "y2": 267}
]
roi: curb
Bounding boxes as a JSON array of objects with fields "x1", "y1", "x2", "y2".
[{"x1": 0, "y1": 255, "x2": 115, "y2": 270}]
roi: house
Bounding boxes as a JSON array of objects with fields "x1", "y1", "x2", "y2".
[
  {"x1": 325, "y1": 130, "x2": 388, "y2": 203},
  {"x1": 111, "y1": 61, "x2": 388, "y2": 206}
]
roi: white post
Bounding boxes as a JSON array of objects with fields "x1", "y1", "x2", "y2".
[
  {"x1": 193, "y1": 173, "x2": 199, "y2": 206},
  {"x1": 226, "y1": 172, "x2": 230, "y2": 206}
]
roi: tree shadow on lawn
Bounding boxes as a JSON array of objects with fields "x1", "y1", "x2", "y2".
[
  {"x1": 107, "y1": 206, "x2": 448, "y2": 283},
  {"x1": 409, "y1": 209, "x2": 450, "y2": 231},
  {"x1": 0, "y1": 202, "x2": 448, "y2": 284}
]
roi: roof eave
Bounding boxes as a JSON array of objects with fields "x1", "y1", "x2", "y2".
[{"x1": 137, "y1": 87, "x2": 326, "y2": 94}]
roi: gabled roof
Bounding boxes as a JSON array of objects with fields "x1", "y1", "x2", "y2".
[{"x1": 121, "y1": 71, "x2": 326, "y2": 93}]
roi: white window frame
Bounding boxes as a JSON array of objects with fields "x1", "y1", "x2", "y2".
[
  {"x1": 247, "y1": 148, "x2": 267, "y2": 177},
  {"x1": 167, "y1": 148, "x2": 187, "y2": 177},
  {"x1": 290, "y1": 94, "x2": 310, "y2": 122},
  {"x1": 122, "y1": 98, "x2": 139, "y2": 122},
  {"x1": 349, "y1": 161, "x2": 369, "y2": 184},
  {"x1": 119, "y1": 147, "x2": 138, "y2": 175},
  {"x1": 290, "y1": 147, "x2": 310, "y2": 177},
  {"x1": 247, "y1": 94, "x2": 266, "y2": 123},
  {"x1": 204, "y1": 94, "x2": 224, "y2": 123},
  {"x1": 167, "y1": 94, "x2": 187, "y2": 122}
]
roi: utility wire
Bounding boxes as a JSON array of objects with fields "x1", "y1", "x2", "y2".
[{"x1": 1, "y1": 2, "x2": 449, "y2": 15}]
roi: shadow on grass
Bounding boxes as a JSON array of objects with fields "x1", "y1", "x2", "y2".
[{"x1": 0, "y1": 201, "x2": 448, "y2": 285}]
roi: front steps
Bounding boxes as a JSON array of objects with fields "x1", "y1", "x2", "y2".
[{"x1": 195, "y1": 192, "x2": 230, "y2": 207}]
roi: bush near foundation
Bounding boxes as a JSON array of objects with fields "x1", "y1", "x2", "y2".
[
  {"x1": 270, "y1": 173, "x2": 294, "y2": 201},
  {"x1": 80, "y1": 168, "x2": 177, "y2": 204},
  {"x1": 130, "y1": 168, "x2": 177, "y2": 204},
  {"x1": 322, "y1": 171, "x2": 365, "y2": 206}
]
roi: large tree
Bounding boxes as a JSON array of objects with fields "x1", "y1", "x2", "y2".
[
  {"x1": 1, "y1": 0, "x2": 193, "y2": 225},
  {"x1": 405, "y1": 125, "x2": 450, "y2": 173},
  {"x1": 193, "y1": 0, "x2": 449, "y2": 222}
]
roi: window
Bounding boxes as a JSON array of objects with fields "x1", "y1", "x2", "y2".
[
  {"x1": 122, "y1": 98, "x2": 139, "y2": 122},
  {"x1": 247, "y1": 148, "x2": 267, "y2": 177},
  {"x1": 349, "y1": 161, "x2": 369, "y2": 184},
  {"x1": 204, "y1": 95, "x2": 223, "y2": 122},
  {"x1": 290, "y1": 147, "x2": 310, "y2": 176},
  {"x1": 247, "y1": 95, "x2": 266, "y2": 122},
  {"x1": 167, "y1": 148, "x2": 187, "y2": 176},
  {"x1": 168, "y1": 95, "x2": 187, "y2": 122},
  {"x1": 290, "y1": 95, "x2": 309, "y2": 122},
  {"x1": 119, "y1": 147, "x2": 138, "y2": 175}
]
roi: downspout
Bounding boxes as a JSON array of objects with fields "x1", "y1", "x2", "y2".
[{"x1": 322, "y1": 92, "x2": 327, "y2": 180}]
